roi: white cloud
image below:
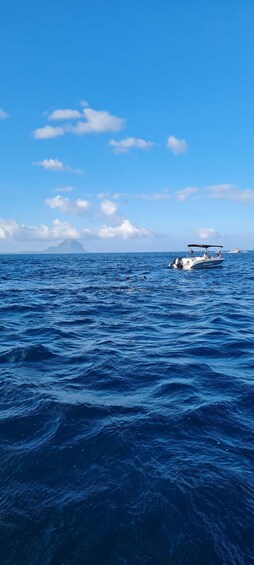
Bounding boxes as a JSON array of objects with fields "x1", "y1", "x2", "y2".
[
  {"x1": 0, "y1": 218, "x2": 79, "y2": 241},
  {"x1": 97, "y1": 192, "x2": 126, "y2": 200},
  {"x1": 208, "y1": 184, "x2": 234, "y2": 195},
  {"x1": 53, "y1": 186, "x2": 74, "y2": 193},
  {"x1": 208, "y1": 184, "x2": 254, "y2": 202},
  {"x1": 70, "y1": 108, "x2": 126, "y2": 135},
  {"x1": 33, "y1": 105, "x2": 125, "y2": 138},
  {"x1": 64, "y1": 213, "x2": 153, "y2": 241},
  {"x1": 167, "y1": 135, "x2": 188, "y2": 155},
  {"x1": 48, "y1": 109, "x2": 82, "y2": 120},
  {"x1": 97, "y1": 192, "x2": 110, "y2": 200},
  {"x1": 197, "y1": 227, "x2": 223, "y2": 240},
  {"x1": 175, "y1": 183, "x2": 254, "y2": 202},
  {"x1": 109, "y1": 137, "x2": 154, "y2": 154},
  {"x1": 33, "y1": 125, "x2": 65, "y2": 139},
  {"x1": 97, "y1": 189, "x2": 169, "y2": 201},
  {"x1": 0, "y1": 215, "x2": 153, "y2": 242},
  {"x1": 49, "y1": 219, "x2": 79, "y2": 240},
  {"x1": 34, "y1": 158, "x2": 68, "y2": 171},
  {"x1": 176, "y1": 187, "x2": 199, "y2": 201},
  {"x1": 231, "y1": 189, "x2": 254, "y2": 202},
  {"x1": 45, "y1": 195, "x2": 91, "y2": 216},
  {"x1": 98, "y1": 219, "x2": 153, "y2": 240},
  {"x1": 0, "y1": 219, "x2": 19, "y2": 239},
  {"x1": 100, "y1": 200, "x2": 118, "y2": 216},
  {"x1": 97, "y1": 184, "x2": 253, "y2": 204},
  {"x1": 0, "y1": 108, "x2": 8, "y2": 120},
  {"x1": 33, "y1": 158, "x2": 82, "y2": 174},
  {"x1": 112, "y1": 192, "x2": 127, "y2": 200},
  {"x1": 80, "y1": 100, "x2": 89, "y2": 108},
  {"x1": 137, "y1": 188, "x2": 170, "y2": 200}
]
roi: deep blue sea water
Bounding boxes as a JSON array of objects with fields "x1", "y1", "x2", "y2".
[{"x1": 0, "y1": 252, "x2": 254, "y2": 565}]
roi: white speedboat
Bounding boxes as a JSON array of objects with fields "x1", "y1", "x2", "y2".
[
  {"x1": 227, "y1": 248, "x2": 241, "y2": 254},
  {"x1": 169, "y1": 244, "x2": 223, "y2": 270}
]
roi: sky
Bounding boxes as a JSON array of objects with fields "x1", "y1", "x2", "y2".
[{"x1": 1, "y1": 0, "x2": 254, "y2": 252}]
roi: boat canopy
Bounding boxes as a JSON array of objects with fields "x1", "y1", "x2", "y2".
[{"x1": 188, "y1": 244, "x2": 223, "y2": 249}]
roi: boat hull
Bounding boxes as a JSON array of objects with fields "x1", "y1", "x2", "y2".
[
  {"x1": 170, "y1": 257, "x2": 223, "y2": 270},
  {"x1": 191, "y1": 258, "x2": 223, "y2": 269}
]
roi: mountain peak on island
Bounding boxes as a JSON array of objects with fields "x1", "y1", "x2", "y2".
[{"x1": 43, "y1": 239, "x2": 86, "y2": 254}]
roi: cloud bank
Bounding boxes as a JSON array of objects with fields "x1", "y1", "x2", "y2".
[
  {"x1": 0, "y1": 219, "x2": 79, "y2": 241},
  {"x1": 0, "y1": 216, "x2": 153, "y2": 242}
]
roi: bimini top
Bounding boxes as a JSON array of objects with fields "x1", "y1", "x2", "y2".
[{"x1": 188, "y1": 244, "x2": 223, "y2": 249}]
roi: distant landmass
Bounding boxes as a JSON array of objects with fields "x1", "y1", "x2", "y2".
[{"x1": 42, "y1": 239, "x2": 86, "y2": 254}]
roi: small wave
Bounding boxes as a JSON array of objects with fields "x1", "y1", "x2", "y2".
[
  {"x1": 0, "y1": 344, "x2": 57, "y2": 363},
  {"x1": 0, "y1": 303, "x2": 45, "y2": 314}
]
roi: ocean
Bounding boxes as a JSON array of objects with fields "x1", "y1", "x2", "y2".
[{"x1": 0, "y1": 252, "x2": 253, "y2": 564}]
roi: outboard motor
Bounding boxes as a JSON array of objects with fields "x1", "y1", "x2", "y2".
[
  {"x1": 175, "y1": 257, "x2": 183, "y2": 269},
  {"x1": 171, "y1": 257, "x2": 183, "y2": 269},
  {"x1": 175, "y1": 258, "x2": 180, "y2": 268},
  {"x1": 170, "y1": 257, "x2": 184, "y2": 268},
  {"x1": 176, "y1": 257, "x2": 183, "y2": 269}
]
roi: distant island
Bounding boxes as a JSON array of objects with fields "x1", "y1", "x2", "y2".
[{"x1": 42, "y1": 239, "x2": 86, "y2": 254}]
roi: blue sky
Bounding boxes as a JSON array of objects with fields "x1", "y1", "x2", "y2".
[{"x1": 1, "y1": 0, "x2": 254, "y2": 252}]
